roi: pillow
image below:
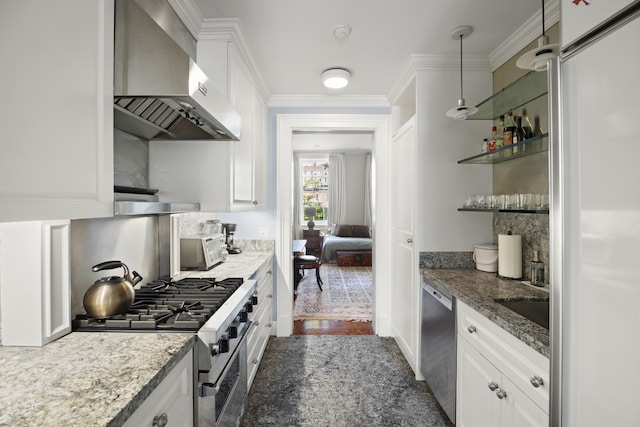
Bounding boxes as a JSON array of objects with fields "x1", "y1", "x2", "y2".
[
  {"x1": 334, "y1": 224, "x2": 353, "y2": 237},
  {"x1": 351, "y1": 225, "x2": 371, "y2": 238}
]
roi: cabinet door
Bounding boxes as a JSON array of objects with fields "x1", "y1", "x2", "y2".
[
  {"x1": 390, "y1": 118, "x2": 418, "y2": 369},
  {"x1": 229, "y1": 48, "x2": 258, "y2": 208},
  {"x1": 457, "y1": 337, "x2": 502, "y2": 427},
  {"x1": 561, "y1": 0, "x2": 636, "y2": 49},
  {"x1": 123, "y1": 349, "x2": 193, "y2": 427},
  {"x1": 0, "y1": 1, "x2": 113, "y2": 221},
  {"x1": 500, "y1": 376, "x2": 549, "y2": 427}
]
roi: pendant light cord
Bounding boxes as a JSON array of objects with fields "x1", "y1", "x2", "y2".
[
  {"x1": 541, "y1": 0, "x2": 546, "y2": 36},
  {"x1": 459, "y1": 34, "x2": 463, "y2": 99}
]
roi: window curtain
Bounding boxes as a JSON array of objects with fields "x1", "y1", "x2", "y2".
[
  {"x1": 328, "y1": 153, "x2": 346, "y2": 226},
  {"x1": 293, "y1": 153, "x2": 302, "y2": 239},
  {"x1": 364, "y1": 152, "x2": 372, "y2": 227}
]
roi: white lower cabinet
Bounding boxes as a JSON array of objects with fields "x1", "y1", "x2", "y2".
[
  {"x1": 456, "y1": 301, "x2": 549, "y2": 427},
  {"x1": 123, "y1": 349, "x2": 194, "y2": 427},
  {"x1": 246, "y1": 256, "x2": 274, "y2": 389}
]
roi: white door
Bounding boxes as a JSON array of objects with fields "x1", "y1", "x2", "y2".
[{"x1": 390, "y1": 117, "x2": 417, "y2": 367}]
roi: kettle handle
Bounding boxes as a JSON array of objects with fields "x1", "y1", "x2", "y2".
[{"x1": 92, "y1": 260, "x2": 124, "y2": 273}]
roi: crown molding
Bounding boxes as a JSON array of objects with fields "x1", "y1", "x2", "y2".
[
  {"x1": 489, "y1": 0, "x2": 560, "y2": 70},
  {"x1": 268, "y1": 95, "x2": 390, "y2": 109}
]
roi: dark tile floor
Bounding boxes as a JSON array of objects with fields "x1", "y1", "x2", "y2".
[{"x1": 240, "y1": 335, "x2": 454, "y2": 427}]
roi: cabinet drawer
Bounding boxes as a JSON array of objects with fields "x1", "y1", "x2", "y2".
[
  {"x1": 457, "y1": 300, "x2": 549, "y2": 412},
  {"x1": 247, "y1": 301, "x2": 273, "y2": 389}
]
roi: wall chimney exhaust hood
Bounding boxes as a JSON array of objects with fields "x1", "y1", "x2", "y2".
[{"x1": 114, "y1": 0, "x2": 241, "y2": 141}]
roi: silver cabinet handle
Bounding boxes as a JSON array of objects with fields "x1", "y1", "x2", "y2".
[
  {"x1": 495, "y1": 389, "x2": 508, "y2": 399},
  {"x1": 467, "y1": 325, "x2": 477, "y2": 334},
  {"x1": 267, "y1": 294, "x2": 273, "y2": 298},
  {"x1": 153, "y1": 413, "x2": 168, "y2": 427},
  {"x1": 530, "y1": 375, "x2": 544, "y2": 388},
  {"x1": 488, "y1": 381, "x2": 499, "y2": 391},
  {"x1": 407, "y1": 238, "x2": 413, "y2": 244}
]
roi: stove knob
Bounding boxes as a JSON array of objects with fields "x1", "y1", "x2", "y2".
[
  {"x1": 238, "y1": 309, "x2": 248, "y2": 323},
  {"x1": 228, "y1": 324, "x2": 238, "y2": 339},
  {"x1": 251, "y1": 294, "x2": 259, "y2": 305},
  {"x1": 245, "y1": 302, "x2": 253, "y2": 313},
  {"x1": 210, "y1": 334, "x2": 230, "y2": 355}
]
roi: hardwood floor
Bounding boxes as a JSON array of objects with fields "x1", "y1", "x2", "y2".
[{"x1": 293, "y1": 320, "x2": 374, "y2": 335}]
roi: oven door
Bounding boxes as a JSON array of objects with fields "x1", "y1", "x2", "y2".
[{"x1": 197, "y1": 326, "x2": 249, "y2": 427}]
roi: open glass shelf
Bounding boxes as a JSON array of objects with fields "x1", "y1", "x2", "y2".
[
  {"x1": 470, "y1": 70, "x2": 548, "y2": 120},
  {"x1": 458, "y1": 208, "x2": 549, "y2": 214},
  {"x1": 458, "y1": 133, "x2": 548, "y2": 164}
]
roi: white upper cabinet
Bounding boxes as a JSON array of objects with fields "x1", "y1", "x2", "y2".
[
  {"x1": 561, "y1": 0, "x2": 636, "y2": 49},
  {"x1": 150, "y1": 29, "x2": 267, "y2": 213},
  {"x1": 0, "y1": 0, "x2": 114, "y2": 222}
]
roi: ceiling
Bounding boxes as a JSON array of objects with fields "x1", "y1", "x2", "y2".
[{"x1": 191, "y1": 0, "x2": 545, "y2": 101}]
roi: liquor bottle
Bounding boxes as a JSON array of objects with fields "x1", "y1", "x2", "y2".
[
  {"x1": 481, "y1": 138, "x2": 488, "y2": 153},
  {"x1": 503, "y1": 111, "x2": 516, "y2": 155},
  {"x1": 488, "y1": 126, "x2": 498, "y2": 152},
  {"x1": 521, "y1": 108, "x2": 533, "y2": 139},
  {"x1": 533, "y1": 115, "x2": 543, "y2": 136},
  {"x1": 515, "y1": 116, "x2": 526, "y2": 154},
  {"x1": 495, "y1": 116, "x2": 505, "y2": 149}
]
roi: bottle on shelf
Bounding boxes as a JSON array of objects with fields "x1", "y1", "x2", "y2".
[
  {"x1": 488, "y1": 126, "x2": 497, "y2": 152},
  {"x1": 533, "y1": 115, "x2": 543, "y2": 136},
  {"x1": 530, "y1": 250, "x2": 545, "y2": 286},
  {"x1": 515, "y1": 115, "x2": 526, "y2": 154},
  {"x1": 496, "y1": 115, "x2": 505, "y2": 149},
  {"x1": 521, "y1": 108, "x2": 533, "y2": 139},
  {"x1": 481, "y1": 138, "x2": 488, "y2": 153},
  {"x1": 503, "y1": 111, "x2": 516, "y2": 156}
]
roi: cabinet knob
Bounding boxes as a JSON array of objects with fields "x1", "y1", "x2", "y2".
[
  {"x1": 530, "y1": 375, "x2": 544, "y2": 388},
  {"x1": 267, "y1": 294, "x2": 273, "y2": 298},
  {"x1": 266, "y1": 322, "x2": 273, "y2": 328},
  {"x1": 495, "y1": 389, "x2": 508, "y2": 400},
  {"x1": 254, "y1": 321, "x2": 260, "y2": 327},
  {"x1": 467, "y1": 325, "x2": 477, "y2": 334},
  {"x1": 267, "y1": 270, "x2": 272, "y2": 275},
  {"x1": 407, "y1": 238, "x2": 413, "y2": 244},
  {"x1": 252, "y1": 359, "x2": 258, "y2": 364},
  {"x1": 488, "y1": 381, "x2": 499, "y2": 391},
  {"x1": 252, "y1": 200, "x2": 258, "y2": 205},
  {"x1": 152, "y1": 413, "x2": 168, "y2": 427}
]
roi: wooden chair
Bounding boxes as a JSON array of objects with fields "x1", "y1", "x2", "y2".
[{"x1": 293, "y1": 234, "x2": 324, "y2": 294}]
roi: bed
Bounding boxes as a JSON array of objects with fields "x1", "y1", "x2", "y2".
[{"x1": 321, "y1": 224, "x2": 372, "y2": 263}]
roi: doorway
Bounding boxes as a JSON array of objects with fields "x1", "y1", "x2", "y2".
[
  {"x1": 275, "y1": 114, "x2": 392, "y2": 338},
  {"x1": 292, "y1": 134, "x2": 374, "y2": 334}
]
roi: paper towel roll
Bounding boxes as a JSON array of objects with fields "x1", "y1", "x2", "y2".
[{"x1": 498, "y1": 234, "x2": 522, "y2": 279}]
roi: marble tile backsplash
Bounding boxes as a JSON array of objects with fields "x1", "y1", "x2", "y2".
[{"x1": 420, "y1": 213, "x2": 549, "y2": 285}]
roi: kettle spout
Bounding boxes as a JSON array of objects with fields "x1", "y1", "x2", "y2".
[{"x1": 130, "y1": 271, "x2": 143, "y2": 286}]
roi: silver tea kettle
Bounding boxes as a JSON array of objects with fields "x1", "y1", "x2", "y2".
[{"x1": 83, "y1": 260, "x2": 142, "y2": 319}]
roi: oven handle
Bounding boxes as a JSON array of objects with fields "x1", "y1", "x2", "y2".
[{"x1": 199, "y1": 320, "x2": 253, "y2": 397}]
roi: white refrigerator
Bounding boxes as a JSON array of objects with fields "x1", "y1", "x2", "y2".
[{"x1": 551, "y1": 2, "x2": 640, "y2": 426}]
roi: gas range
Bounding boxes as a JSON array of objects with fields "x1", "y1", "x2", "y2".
[
  {"x1": 72, "y1": 275, "x2": 258, "y2": 427},
  {"x1": 72, "y1": 277, "x2": 250, "y2": 332}
]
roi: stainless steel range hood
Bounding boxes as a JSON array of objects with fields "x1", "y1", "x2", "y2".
[{"x1": 114, "y1": 0, "x2": 241, "y2": 141}]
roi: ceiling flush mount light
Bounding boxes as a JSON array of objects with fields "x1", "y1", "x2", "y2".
[
  {"x1": 446, "y1": 25, "x2": 478, "y2": 120},
  {"x1": 322, "y1": 68, "x2": 351, "y2": 89},
  {"x1": 516, "y1": 0, "x2": 558, "y2": 71}
]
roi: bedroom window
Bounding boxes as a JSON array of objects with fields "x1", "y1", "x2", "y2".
[{"x1": 301, "y1": 158, "x2": 329, "y2": 226}]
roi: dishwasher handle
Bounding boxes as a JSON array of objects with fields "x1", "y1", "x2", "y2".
[{"x1": 423, "y1": 284, "x2": 453, "y2": 311}]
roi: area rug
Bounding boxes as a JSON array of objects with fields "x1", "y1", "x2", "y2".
[{"x1": 293, "y1": 264, "x2": 373, "y2": 321}]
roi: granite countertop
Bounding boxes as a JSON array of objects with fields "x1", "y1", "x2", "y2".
[
  {"x1": 0, "y1": 248, "x2": 274, "y2": 427},
  {"x1": 421, "y1": 268, "x2": 550, "y2": 358},
  {"x1": 0, "y1": 332, "x2": 194, "y2": 427}
]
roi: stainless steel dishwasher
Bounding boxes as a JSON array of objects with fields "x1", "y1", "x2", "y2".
[{"x1": 420, "y1": 278, "x2": 456, "y2": 424}]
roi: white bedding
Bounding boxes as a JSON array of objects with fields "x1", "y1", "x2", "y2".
[{"x1": 321, "y1": 234, "x2": 372, "y2": 263}]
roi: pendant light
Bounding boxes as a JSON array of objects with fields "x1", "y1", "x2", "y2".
[
  {"x1": 516, "y1": 0, "x2": 558, "y2": 71},
  {"x1": 446, "y1": 25, "x2": 478, "y2": 120}
]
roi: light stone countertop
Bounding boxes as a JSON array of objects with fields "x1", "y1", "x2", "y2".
[
  {"x1": 0, "y1": 248, "x2": 274, "y2": 427},
  {"x1": 421, "y1": 268, "x2": 550, "y2": 358}
]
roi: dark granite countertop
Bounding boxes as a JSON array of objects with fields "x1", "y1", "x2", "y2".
[{"x1": 421, "y1": 268, "x2": 550, "y2": 358}]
